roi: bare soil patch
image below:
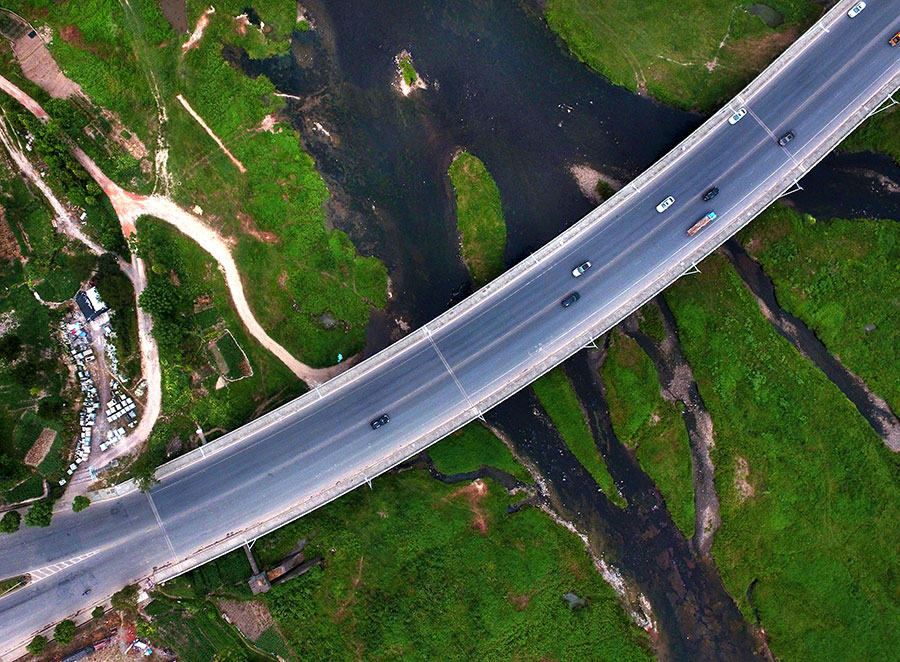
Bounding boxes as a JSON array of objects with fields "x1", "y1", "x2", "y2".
[
  {"x1": 217, "y1": 598, "x2": 274, "y2": 641},
  {"x1": 13, "y1": 27, "x2": 84, "y2": 99},
  {"x1": 24, "y1": 427, "x2": 56, "y2": 467},
  {"x1": 447, "y1": 478, "x2": 490, "y2": 534},
  {"x1": 730, "y1": 27, "x2": 800, "y2": 73},
  {"x1": 0, "y1": 205, "x2": 22, "y2": 260},
  {"x1": 734, "y1": 455, "x2": 755, "y2": 503},
  {"x1": 238, "y1": 211, "x2": 280, "y2": 244}
]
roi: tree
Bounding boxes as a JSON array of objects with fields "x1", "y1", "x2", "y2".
[
  {"x1": 26, "y1": 635, "x2": 46, "y2": 655},
  {"x1": 91, "y1": 605, "x2": 105, "y2": 620},
  {"x1": 72, "y1": 496, "x2": 91, "y2": 512},
  {"x1": 25, "y1": 500, "x2": 54, "y2": 527},
  {"x1": 110, "y1": 583, "x2": 139, "y2": 613},
  {"x1": 0, "y1": 510, "x2": 21, "y2": 534},
  {"x1": 54, "y1": 619, "x2": 76, "y2": 645},
  {"x1": 0, "y1": 333, "x2": 22, "y2": 362},
  {"x1": 138, "y1": 278, "x2": 181, "y2": 317},
  {"x1": 0, "y1": 454, "x2": 26, "y2": 491}
]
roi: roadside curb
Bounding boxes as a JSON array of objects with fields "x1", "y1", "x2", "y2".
[{"x1": 103, "y1": 0, "x2": 897, "y2": 583}]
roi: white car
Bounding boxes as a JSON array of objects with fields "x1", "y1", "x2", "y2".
[
  {"x1": 655, "y1": 196, "x2": 675, "y2": 213},
  {"x1": 571, "y1": 261, "x2": 591, "y2": 277},
  {"x1": 847, "y1": 1, "x2": 866, "y2": 18},
  {"x1": 728, "y1": 108, "x2": 747, "y2": 125}
]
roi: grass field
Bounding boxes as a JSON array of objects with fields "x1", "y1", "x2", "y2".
[
  {"x1": 428, "y1": 422, "x2": 532, "y2": 483},
  {"x1": 216, "y1": 332, "x2": 248, "y2": 380},
  {"x1": 741, "y1": 205, "x2": 900, "y2": 414},
  {"x1": 10, "y1": 0, "x2": 388, "y2": 368},
  {"x1": 665, "y1": 252, "x2": 900, "y2": 662},
  {"x1": 532, "y1": 368, "x2": 626, "y2": 507},
  {"x1": 256, "y1": 469, "x2": 652, "y2": 661},
  {"x1": 601, "y1": 331, "x2": 694, "y2": 537},
  {"x1": 0, "y1": 173, "x2": 80, "y2": 504},
  {"x1": 545, "y1": 0, "x2": 819, "y2": 111},
  {"x1": 448, "y1": 152, "x2": 507, "y2": 287},
  {"x1": 841, "y1": 106, "x2": 900, "y2": 164},
  {"x1": 127, "y1": 217, "x2": 304, "y2": 478}
]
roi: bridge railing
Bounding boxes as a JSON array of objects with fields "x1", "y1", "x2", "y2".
[{"x1": 94, "y1": 0, "x2": 900, "y2": 584}]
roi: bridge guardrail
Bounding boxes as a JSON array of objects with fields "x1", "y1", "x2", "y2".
[{"x1": 100, "y1": 0, "x2": 899, "y2": 585}]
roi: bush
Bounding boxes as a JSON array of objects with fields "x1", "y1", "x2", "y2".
[
  {"x1": 0, "y1": 510, "x2": 21, "y2": 534},
  {"x1": 92, "y1": 605, "x2": 105, "y2": 619},
  {"x1": 54, "y1": 619, "x2": 76, "y2": 645},
  {"x1": 136, "y1": 618, "x2": 157, "y2": 637},
  {"x1": 72, "y1": 495, "x2": 91, "y2": 512},
  {"x1": 25, "y1": 500, "x2": 53, "y2": 527},
  {"x1": 26, "y1": 635, "x2": 46, "y2": 655},
  {"x1": 110, "y1": 583, "x2": 139, "y2": 612}
]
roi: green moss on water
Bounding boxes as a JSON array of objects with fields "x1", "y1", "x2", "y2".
[
  {"x1": 841, "y1": 106, "x2": 900, "y2": 165},
  {"x1": 256, "y1": 470, "x2": 652, "y2": 661},
  {"x1": 429, "y1": 423, "x2": 531, "y2": 483},
  {"x1": 741, "y1": 204, "x2": 900, "y2": 413},
  {"x1": 545, "y1": 0, "x2": 819, "y2": 111},
  {"x1": 398, "y1": 54, "x2": 418, "y2": 86}
]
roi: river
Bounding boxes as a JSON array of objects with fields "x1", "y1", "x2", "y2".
[{"x1": 233, "y1": 0, "x2": 900, "y2": 342}]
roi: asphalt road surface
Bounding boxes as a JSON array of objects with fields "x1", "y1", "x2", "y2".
[{"x1": 2, "y1": 1, "x2": 900, "y2": 654}]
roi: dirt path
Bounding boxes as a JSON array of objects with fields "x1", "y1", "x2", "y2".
[
  {"x1": 0, "y1": 72, "x2": 48, "y2": 118},
  {"x1": 0, "y1": 108, "x2": 162, "y2": 497},
  {"x1": 72, "y1": 146, "x2": 345, "y2": 385},
  {"x1": 175, "y1": 93, "x2": 246, "y2": 172}
]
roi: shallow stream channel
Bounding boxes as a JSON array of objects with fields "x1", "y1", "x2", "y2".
[{"x1": 228, "y1": 1, "x2": 900, "y2": 656}]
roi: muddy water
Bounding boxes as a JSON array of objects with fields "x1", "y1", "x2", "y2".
[{"x1": 487, "y1": 352, "x2": 768, "y2": 662}]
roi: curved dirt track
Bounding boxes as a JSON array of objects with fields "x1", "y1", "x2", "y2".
[{"x1": 73, "y1": 148, "x2": 345, "y2": 386}]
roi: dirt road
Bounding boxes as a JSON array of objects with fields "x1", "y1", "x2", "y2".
[{"x1": 73, "y1": 147, "x2": 346, "y2": 386}]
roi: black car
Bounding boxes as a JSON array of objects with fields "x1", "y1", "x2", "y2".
[
  {"x1": 778, "y1": 131, "x2": 795, "y2": 147},
  {"x1": 561, "y1": 292, "x2": 580, "y2": 308},
  {"x1": 702, "y1": 187, "x2": 719, "y2": 202},
  {"x1": 370, "y1": 413, "x2": 390, "y2": 430}
]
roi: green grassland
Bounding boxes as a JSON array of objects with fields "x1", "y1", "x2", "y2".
[
  {"x1": 741, "y1": 205, "x2": 900, "y2": 414},
  {"x1": 532, "y1": 367, "x2": 626, "y2": 507},
  {"x1": 145, "y1": 596, "x2": 268, "y2": 662},
  {"x1": 8, "y1": 0, "x2": 387, "y2": 367},
  {"x1": 665, "y1": 253, "x2": 900, "y2": 662},
  {"x1": 216, "y1": 332, "x2": 248, "y2": 380},
  {"x1": 448, "y1": 152, "x2": 507, "y2": 287},
  {"x1": 545, "y1": 0, "x2": 819, "y2": 111},
  {"x1": 254, "y1": 470, "x2": 652, "y2": 661},
  {"x1": 0, "y1": 174, "x2": 83, "y2": 504},
  {"x1": 428, "y1": 422, "x2": 532, "y2": 483},
  {"x1": 841, "y1": 106, "x2": 900, "y2": 164},
  {"x1": 398, "y1": 53, "x2": 418, "y2": 86},
  {"x1": 601, "y1": 331, "x2": 695, "y2": 537},
  {"x1": 128, "y1": 217, "x2": 304, "y2": 477}
]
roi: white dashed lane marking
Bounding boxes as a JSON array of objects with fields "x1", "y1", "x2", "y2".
[{"x1": 28, "y1": 550, "x2": 101, "y2": 583}]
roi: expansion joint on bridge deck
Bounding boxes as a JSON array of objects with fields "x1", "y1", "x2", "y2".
[
  {"x1": 423, "y1": 325, "x2": 486, "y2": 422},
  {"x1": 868, "y1": 94, "x2": 898, "y2": 118}
]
